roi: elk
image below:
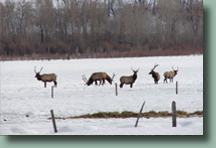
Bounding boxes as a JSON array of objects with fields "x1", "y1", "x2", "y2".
[
  {"x1": 149, "y1": 64, "x2": 160, "y2": 84},
  {"x1": 119, "y1": 67, "x2": 139, "y2": 88},
  {"x1": 34, "y1": 67, "x2": 57, "y2": 88},
  {"x1": 163, "y1": 67, "x2": 178, "y2": 83},
  {"x1": 83, "y1": 72, "x2": 115, "y2": 86}
]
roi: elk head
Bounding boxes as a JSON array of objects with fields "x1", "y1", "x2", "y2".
[
  {"x1": 111, "y1": 73, "x2": 116, "y2": 82},
  {"x1": 34, "y1": 66, "x2": 43, "y2": 80},
  {"x1": 172, "y1": 66, "x2": 178, "y2": 76},
  {"x1": 131, "y1": 67, "x2": 139, "y2": 76},
  {"x1": 149, "y1": 64, "x2": 159, "y2": 75}
]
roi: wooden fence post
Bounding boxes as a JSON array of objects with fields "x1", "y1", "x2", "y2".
[
  {"x1": 135, "y1": 101, "x2": 146, "y2": 127},
  {"x1": 51, "y1": 86, "x2": 54, "y2": 98},
  {"x1": 115, "y1": 83, "x2": 118, "y2": 96},
  {"x1": 172, "y1": 101, "x2": 177, "y2": 127},
  {"x1": 176, "y1": 81, "x2": 178, "y2": 95},
  {"x1": 50, "y1": 109, "x2": 58, "y2": 133}
]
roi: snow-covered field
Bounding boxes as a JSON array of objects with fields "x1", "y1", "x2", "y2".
[{"x1": 0, "y1": 55, "x2": 203, "y2": 135}]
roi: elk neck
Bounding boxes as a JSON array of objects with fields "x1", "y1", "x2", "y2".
[
  {"x1": 152, "y1": 71, "x2": 157, "y2": 78},
  {"x1": 133, "y1": 73, "x2": 137, "y2": 81},
  {"x1": 174, "y1": 70, "x2": 178, "y2": 76},
  {"x1": 106, "y1": 76, "x2": 112, "y2": 84},
  {"x1": 35, "y1": 73, "x2": 42, "y2": 80}
]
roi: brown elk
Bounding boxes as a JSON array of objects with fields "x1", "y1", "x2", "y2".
[
  {"x1": 34, "y1": 67, "x2": 57, "y2": 88},
  {"x1": 83, "y1": 72, "x2": 115, "y2": 86},
  {"x1": 149, "y1": 64, "x2": 160, "y2": 84},
  {"x1": 163, "y1": 67, "x2": 178, "y2": 83},
  {"x1": 119, "y1": 67, "x2": 139, "y2": 88}
]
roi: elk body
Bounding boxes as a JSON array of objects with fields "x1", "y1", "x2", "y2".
[
  {"x1": 149, "y1": 64, "x2": 160, "y2": 84},
  {"x1": 163, "y1": 67, "x2": 178, "y2": 83},
  {"x1": 84, "y1": 72, "x2": 115, "y2": 86},
  {"x1": 34, "y1": 67, "x2": 57, "y2": 88},
  {"x1": 119, "y1": 68, "x2": 139, "y2": 88}
]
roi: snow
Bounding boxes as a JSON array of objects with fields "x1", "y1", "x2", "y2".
[{"x1": 0, "y1": 55, "x2": 203, "y2": 135}]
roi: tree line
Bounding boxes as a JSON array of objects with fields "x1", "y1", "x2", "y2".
[{"x1": 0, "y1": 0, "x2": 203, "y2": 60}]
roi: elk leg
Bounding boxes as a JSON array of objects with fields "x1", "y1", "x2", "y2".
[
  {"x1": 54, "y1": 81, "x2": 57, "y2": 87},
  {"x1": 44, "y1": 82, "x2": 46, "y2": 88},
  {"x1": 164, "y1": 78, "x2": 167, "y2": 83},
  {"x1": 130, "y1": 84, "x2": 133, "y2": 88},
  {"x1": 102, "y1": 79, "x2": 105, "y2": 85},
  {"x1": 100, "y1": 80, "x2": 104, "y2": 85},
  {"x1": 120, "y1": 83, "x2": 124, "y2": 88},
  {"x1": 95, "y1": 81, "x2": 98, "y2": 85}
]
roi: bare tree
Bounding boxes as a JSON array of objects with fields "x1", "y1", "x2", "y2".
[
  {"x1": 0, "y1": 0, "x2": 203, "y2": 59},
  {"x1": 34, "y1": 0, "x2": 55, "y2": 43},
  {"x1": 157, "y1": 0, "x2": 183, "y2": 42},
  {"x1": 185, "y1": 0, "x2": 203, "y2": 43}
]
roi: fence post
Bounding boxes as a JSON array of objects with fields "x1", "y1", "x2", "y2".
[
  {"x1": 176, "y1": 81, "x2": 178, "y2": 95},
  {"x1": 51, "y1": 86, "x2": 54, "y2": 98},
  {"x1": 172, "y1": 101, "x2": 177, "y2": 127},
  {"x1": 50, "y1": 109, "x2": 58, "y2": 133},
  {"x1": 135, "y1": 101, "x2": 146, "y2": 127},
  {"x1": 115, "y1": 83, "x2": 118, "y2": 96}
]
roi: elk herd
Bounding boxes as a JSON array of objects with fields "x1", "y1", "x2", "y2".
[{"x1": 34, "y1": 65, "x2": 178, "y2": 88}]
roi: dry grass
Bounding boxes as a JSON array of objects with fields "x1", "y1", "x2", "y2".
[{"x1": 50, "y1": 110, "x2": 203, "y2": 120}]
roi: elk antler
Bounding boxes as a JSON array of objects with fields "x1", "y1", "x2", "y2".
[
  {"x1": 152, "y1": 64, "x2": 159, "y2": 71},
  {"x1": 34, "y1": 66, "x2": 37, "y2": 73},
  {"x1": 131, "y1": 67, "x2": 140, "y2": 72},
  {"x1": 34, "y1": 66, "x2": 43, "y2": 73},
  {"x1": 82, "y1": 75, "x2": 87, "y2": 83},
  {"x1": 111, "y1": 73, "x2": 116, "y2": 81},
  {"x1": 39, "y1": 67, "x2": 43, "y2": 73},
  {"x1": 172, "y1": 66, "x2": 178, "y2": 71}
]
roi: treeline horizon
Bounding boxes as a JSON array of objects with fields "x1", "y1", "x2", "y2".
[{"x1": 0, "y1": 0, "x2": 203, "y2": 60}]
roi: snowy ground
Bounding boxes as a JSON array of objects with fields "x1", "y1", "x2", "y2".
[{"x1": 0, "y1": 55, "x2": 203, "y2": 135}]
